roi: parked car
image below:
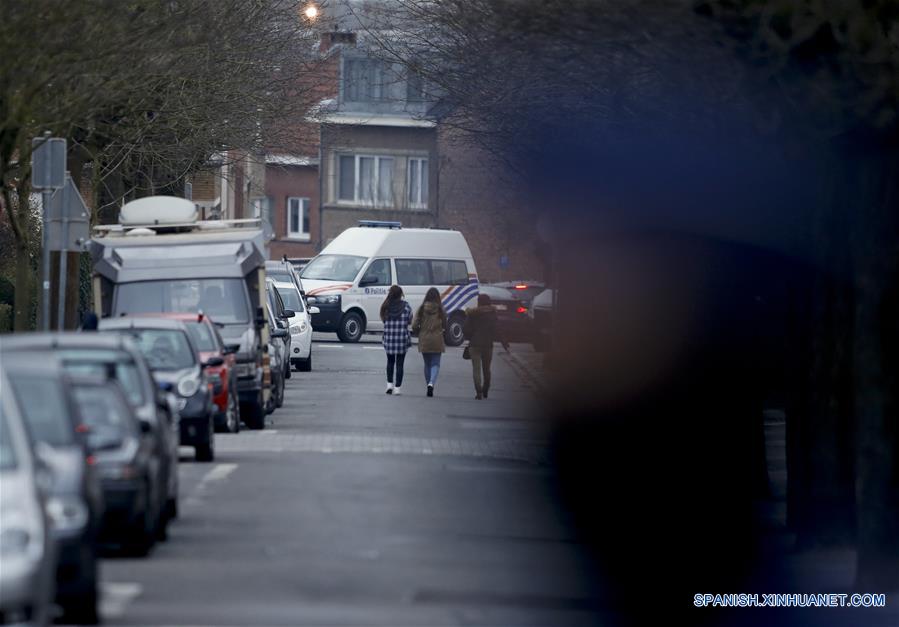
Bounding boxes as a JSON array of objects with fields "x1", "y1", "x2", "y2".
[
  {"x1": 98, "y1": 317, "x2": 217, "y2": 461},
  {"x1": 264, "y1": 279, "x2": 293, "y2": 411},
  {"x1": 3, "y1": 354, "x2": 104, "y2": 624},
  {"x1": 301, "y1": 221, "x2": 478, "y2": 345},
  {"x1": 530, "y1": 288, "x2": 554, "y2": 352},
  {"x1": 68, "y1": 375, "x2": 162, "y2": 556},
  {"x1": 488, "y1": 280, "x2": 546, "y2": 308},
  {"x1": 266, "y1": 258, "x2": 305, "y2": 296},
  {"x1": 0, "y1": 332, "x2": 181, "y2": 525},
  {"x1": 273, "y1": 280, "x2": 316, "y2": 372},
  {"x1": 135, "y1": 313, "x2": 240, "y2": 434},
  {"x1": 0, "y1": 367, "x2": 58, "y2": 627},
  {"x1": 477, "y1": 284, "x2": 531, "y2": 343},
  {"x1": 89, "y1": 196, "x2": 270, "y2": 436}
]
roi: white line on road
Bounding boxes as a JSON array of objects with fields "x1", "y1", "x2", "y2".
[
  {"x1": 201, "y1": 463, "x2": 238, "y2": 484},
  {"x1": 100, "y1": 582, "x2": 142, "y2": 618},
  {"x1": 363, "y1": 346, "x2": 383, "y2": 350},
  {"x1": 318, "y1": 344, "x2": 344, "y2": 349}
]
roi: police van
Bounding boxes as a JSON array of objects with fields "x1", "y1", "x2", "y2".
[{"x1": 301, "y1": 221, "x2": 478, "y2": 345}]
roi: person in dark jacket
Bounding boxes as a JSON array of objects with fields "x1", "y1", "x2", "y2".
[
  {"x1": 380, "y1": 285, "x2": 412, "y2": 395},
  {"x1": 463, "y1": 293, "x2": 510, "y2": 399},
  {"x1": 412, "y1": 287, "x2": 446, "y2": 397}
]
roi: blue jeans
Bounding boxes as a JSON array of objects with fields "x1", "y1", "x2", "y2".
[{"x1": 422, "y1": 353, "x2": 442, "y2": 385}]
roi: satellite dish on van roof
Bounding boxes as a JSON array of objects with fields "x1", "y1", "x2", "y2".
[{"x1": 120, "y1": 196, "x2": 197, "y2": 226}]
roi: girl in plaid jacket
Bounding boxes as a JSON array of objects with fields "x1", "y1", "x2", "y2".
[{"x1": 380, "y1": 285, "x2": 412, "y2": 395}]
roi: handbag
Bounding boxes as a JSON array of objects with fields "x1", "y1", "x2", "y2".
[{"x1": 462, "y1": 345, "x2": 471, "y2": 360}]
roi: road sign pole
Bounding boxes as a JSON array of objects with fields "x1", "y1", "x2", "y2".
[
  {"x1": 41, "y1": 189, "x2": 52, "y2": 331},
  {"x1": 56, "y1": 181, "x2": 69, "y2": 331}
]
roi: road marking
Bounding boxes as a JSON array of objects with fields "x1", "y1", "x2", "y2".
[
  {"x1": 318, "y1": 344, "x2": 343, "y2": 349},
  {"x1": 201, "y1": 463, "x2": 238, "y2": 483},
  {"x1": 100, "y1": 582, "x2": 142, "y2": 618},
  {"x1": 363, "y1": 346, "x2": 383, "y2": 350}
]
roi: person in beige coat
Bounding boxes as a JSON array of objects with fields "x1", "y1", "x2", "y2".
[{"x1": 412, "y1": 287, "x2": 446, "y2": 397}]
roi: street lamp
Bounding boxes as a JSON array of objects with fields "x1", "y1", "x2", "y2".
[{"x1": 303, "y1": 3, "x2": 319, "y2": 20}]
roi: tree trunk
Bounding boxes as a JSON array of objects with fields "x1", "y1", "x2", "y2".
[{"x1": 13, "y1": 236, "x2": 32, "y2": 331}]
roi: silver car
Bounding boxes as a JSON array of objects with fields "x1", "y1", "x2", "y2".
[{"x1": 0, "y1": 368, "x2": 57, "y2": 627}]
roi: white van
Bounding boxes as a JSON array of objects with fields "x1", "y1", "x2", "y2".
[{"x1": 301, "y1": 221, "x2": 479, "y2": 345}]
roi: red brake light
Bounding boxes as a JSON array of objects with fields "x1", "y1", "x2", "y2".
[
  {"x1": 516, "y1": 306, "x2": 528, "y2": 314},
  {"x1": 513, "y1": 284, "x2": 528, "y2": 290},
  {"x1": 86, "y1": 455, "x2": 97, "y2": 466},
  {"x1": 75, "y1": 423, "x2": 90, "y2": 433}
]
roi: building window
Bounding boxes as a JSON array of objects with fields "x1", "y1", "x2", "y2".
[
  {"x1": 407, "y1": 158, "x2": 428, "y2": 208},
  {"x1": 337, "y1": 155, "x2": 394, "y2": 206},
  {"x1": 287, "y1": 197, "x2": 310, "y2": 240},
  {"x1": 344, "y1": 58, "x2": 388, "y2": 102}
]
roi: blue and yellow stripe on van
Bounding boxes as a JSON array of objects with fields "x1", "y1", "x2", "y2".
[{"x1": 442, "y1": 275, "x2": 479, "y2": 313}]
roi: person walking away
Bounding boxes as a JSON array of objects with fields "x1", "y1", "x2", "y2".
[
  {"x1": 412, "y1": 287, "x2": 446, "y2": 397},
  {"x1": 463, "y1": 293, "x2": 510, "y2": 399},
  {"x1": 381, "y1": 285, "x2": 412, "y2": 395}
]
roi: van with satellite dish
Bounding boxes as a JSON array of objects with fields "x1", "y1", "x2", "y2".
[
  {"x1": 301, "y1": 221, "x2": 478, "y2": 345},
  {"x1": 89, "y1": 196, "x2": 272, "y2": 429}
]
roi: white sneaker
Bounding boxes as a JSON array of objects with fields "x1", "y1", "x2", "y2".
[
  {"x1": 393, "y1": 387, "x2": 402, "y2": 396},
  {"x1": 386, "y1": 383, "x2": 394, "y2": 394}
]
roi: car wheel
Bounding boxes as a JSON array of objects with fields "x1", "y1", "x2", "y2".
[
  {"x1": 225, "y1": 392, "x2": 240, "y2": 433},
  {"x1": 195, "y1": 419, "x2": 215, "y2": 462},
  {"x1": 275, "y1": 371, "x2": 285, "y2": 408},
  {"x1": 337, "y1": 311, "x2": 364, "y2": 343},
  {"x1": 166, "y1": 496, "x2": 178, "y2": 521},
  {"x1": 298, "y1": 353, "x2": 312, "y2": 372},
  {"x1": 243, "y1": 395, "x2": 265, "y2": 430},
  {"x1": 60, "y1": 548, "x2": 100, "y2": 624},
  {"x1": 445, "y1": 314, "x2": 466, "y2": 347},
  {"x1": 126, "y1": 487, "x2": 156, "y2": 557}
]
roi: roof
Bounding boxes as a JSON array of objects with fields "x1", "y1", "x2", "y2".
[
  {"x1": 0, "y1": 332, "x2": 135, "y2": 353},
  {"x1": 317, "y1": 111, "x2": 436, "y2": 128},
  {"x1": 90, "y1": 228, "x2": 266, "y2": 282},
  {"x1": 99, "y1": 317, "x2": 191, "y2": 332},
  {"x1": 319, "y1": 227, "x2": 471, "y2": 259},
  {"x1": 265, "y1": 154, "x2": 319, "y2": 167},
  {"x1": 0, "y1": 350, "x2": 63, "y2": 375}
]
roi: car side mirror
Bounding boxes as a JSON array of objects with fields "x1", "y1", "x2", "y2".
[
  {"x1": 308, "y1": 306, "x2": 320, "y2": 315},
  {"x1": 204, "y1": 356, "x2": 225, "y2": 367},
  {"x1": 33, "y1": 442, "x2": 60, "y2": 492},
  {"x1": 271, "y1": 328, "x2": 288, "y2": 339},
  {"x1": 280, "y1": 309, "x2": 296, "y2": 319}
]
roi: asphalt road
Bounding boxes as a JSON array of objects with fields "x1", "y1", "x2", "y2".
[{"x1": 85, "y1": 336, "x2": 603, "y2": 626}]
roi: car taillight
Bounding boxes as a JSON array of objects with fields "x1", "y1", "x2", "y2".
[
  {"x1": 513, "y1": 284, "x2": 528, "y2": 290},
  {"x1": 517, "y1": 306, "x2": 528, "y2": 314},
  {"x1": 86, "y1": 455, "x2": 97, "y2": 466}
]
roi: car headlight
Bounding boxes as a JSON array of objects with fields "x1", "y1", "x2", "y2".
[
  {"x1": 46, "y1": 496, "x2": 89, "y2": 533},
  {"x1": 309, "y1": 294, "x2": 339, "y2": 305},
  {"x1": 177, "y1": 377, "x2": 200, "y2": 398},
  {"x1": 290, "y1": 325, "x2": 301, "y2": 335},
  {"x1": 234, "y1": 362, "x2": 256, "y2": 378}
]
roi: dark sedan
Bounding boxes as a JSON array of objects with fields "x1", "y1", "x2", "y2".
[
  {"x1": 477, "y1": 285, "x2": 531, "y2": 343},
  {"x1": 99, "y1": 317, "x2": 217, "y2": 461},
  {"x1": 69, "y1": 376, "x2": 161, "y2": 557}
]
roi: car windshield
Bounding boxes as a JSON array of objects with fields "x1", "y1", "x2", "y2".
[
  {"x1": 0, "y1": 407, "x2": 18, "y2": 471},
  {"x1": 58, "y1": 349, "x2": 146, "y2": 405},
  {"x1": 186, "y1": 321, "x2": 218, "y2": 352},
  {"x1": 7, "y1": 375, "x2": 76, "y2": 448},
  {"x1": 267, "y1": 270, "x2": 294, "y2": 284},
  {"x1": 300, "y1": 255, "x2": 366, "y2": 282},
  {"x1": 116, "y1": 329, "x2": 196, "y2": 371},
  {"x1": 275, "y1": 286, "x2": 304, "y2": 312},
  {"x1": 113, "y1": 278, "x2": 251, "y2": 324},
  {"x1": 71, "y1": 385, "x2": 135, "y2": 451}
]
